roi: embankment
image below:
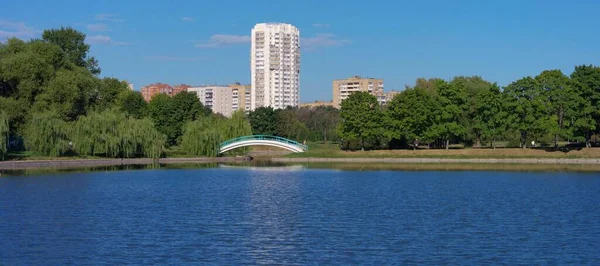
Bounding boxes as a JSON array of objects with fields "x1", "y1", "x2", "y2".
[
  {"x1": 0, "y1": 157, "x2": 251, "y2": 170},
  {"x1": 272, "y1": 157, "x2": 600, "y2": 164}
]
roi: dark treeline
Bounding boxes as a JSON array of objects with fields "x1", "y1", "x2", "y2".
[
  {"x1": 247, "y1": 106, "x2": 340, "y2": 142},
  {"x1": 0, "y1": 27, "x2": 251, "y2": 159},
  {"x1": 338, "y1": 67, "x2": 600, "y2": 150}
]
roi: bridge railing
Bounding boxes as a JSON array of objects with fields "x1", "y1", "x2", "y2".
[{"x1": 219, "y1": 135, "x2": 308, "y2": 151}]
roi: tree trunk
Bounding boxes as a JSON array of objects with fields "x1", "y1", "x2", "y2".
[
  {"x1": 521, "y1": 132, "x2": 527, "y2": 149},
  {"x1": 445, "y1": 139, "x2": 449, "y2": 150},
  {"x1": 361, "y1": 137, "x2": 365, "y2": 151},
  {"x1": 492, "y1": 136, "x2": 495, "y2": 149},
  {"x1": 586, "y1": 133, "x2": 592, "y2": 148},
  {"x1": 323, "y1": 129, "x2": 327, "y2": 142},
  {"x1": 475, "y1": 134, "x2": 481, "y2": 148}
]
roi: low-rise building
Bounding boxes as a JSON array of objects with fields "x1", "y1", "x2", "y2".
[
  {"x1": 333, "y1": 76, "x2": 384, "y2": 108},
  {"x1": 188, "y1": 85, "x2": 235, "y2": 117},
  {"x1": 228, "y1": 83, "x2": 252, "y2": 113}
]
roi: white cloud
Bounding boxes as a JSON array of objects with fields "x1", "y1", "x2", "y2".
[
  {"x1": 86, "y1": 34, "x2": 128, "y2": 45},
  {"x1": 195, "y1": 34, "x2": 250, "y2": 48},
  {"x1": 302, "y1": 33, "x2": 350, "y2": 50},
  {"x1": 95, "y1": 13, "x2": 124, "y2": 23},
  {"x1": 312, "y1": 23, "x2": 330, "y2": 28},
  {"x1": 86, "y1": 23, "x2": 109, "y2": 32},
  {"x1": 182, "y1": 17, "x2": 195, "y2": 22},
  {"x1": 145, "y1": 56, "x2": 203, "y2": 61},
  {"x1": 0, "y1": 20, "x2": 38, "y2": 40}
]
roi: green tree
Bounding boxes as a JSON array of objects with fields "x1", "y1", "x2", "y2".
[
  {"x1": 89, "y1": 77, "x2": 130, "y2": 111},
  {"x1": 451, "y1": 76, "x2": 493, "y2": 147},
  {"x1": 248, "y1": 107, "x2": 278, "y2": 135},
  {"x1": 147, "y1": 92, "x2": 205, "y2": 145},
  {"x1": 118, "y1": 90, "x2": 147, "y2": 119},
  {"x1": 33, "y1": 68, "x2": 100, "y2": 121},
  {"x1": 0, "y1": 111, "x2": 8, "y2": 160},
  {"x1": 478, "y1": 84, "x2": 507, "y2": 148},
  {"x1": 180, "y1": 111, "x2": 252, "y2": 157},
  {"x1": 570, "y1": 65, "x2": 600, "y2": 147},
  {"x1": 425, "y1": 81, "x2": 467, "y2": 149},
  {"x1": 504, "y1": 77, "x2": 552, "y2": 148},
  {"x1": 339, "y1": 91, "x2": 383, "y2": 150},
  {"x1": 71, "y1": 109, "x2": 164, "y2": 159},
  {"x1": 386, "y1": 87, "x2": 435, "y2": 149},
  {"x1": 536, "y1": 70, "x2": 577, "y2": 148},
  {"x1": 24, "y1": 112, "x2": 71, "y2": 156},
  {"x1": 42, "y1": 27, "x2": 100, "y2": 74},
  {"x1": 276, "y1": 108, "x2": 310, "y2": 141}
]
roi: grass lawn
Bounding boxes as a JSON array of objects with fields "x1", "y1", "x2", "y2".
[{"x1": 285, "y1": 142, "x2": 600, "y2": 159}]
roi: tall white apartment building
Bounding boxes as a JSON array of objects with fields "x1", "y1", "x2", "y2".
[{"x1": 250, "y1": 23, "x2": 300, "y2": 110}]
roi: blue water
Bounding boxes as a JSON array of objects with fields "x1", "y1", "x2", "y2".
[{"x1": 1, "y1": 167, "x2": 600, "y2": 264}]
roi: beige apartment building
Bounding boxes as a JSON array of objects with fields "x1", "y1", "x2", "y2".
[
  {"x1": 229, "y1": 83, "x2": 252, "y2": 113},
  {"x1": 187, "y1": 83, "x2": 252, "y2": 117},
  {"x1": 332, "y1": 76, "x2": 384, "y2": 108}
]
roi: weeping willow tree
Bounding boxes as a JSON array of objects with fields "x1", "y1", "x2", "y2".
[
  {"x1": 181, "y1": 110, "x2": 252, "y2": 157},
  {"x1": 119, "y1": 117, "x2": 165, "y2": 159},
  {"x1": 24, "y1": 112, "x2": 71, "y2": 157},
  {"x1": 72, "y1": 109, "x2": 165, "y2": 159},
  {"x1": 0, "y1": 111, "x2": 8, "y2": 160}
]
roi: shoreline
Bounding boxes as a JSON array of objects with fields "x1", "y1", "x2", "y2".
[
  {"x1": 271, "y1": 157, "x2": 600, "y2": 165},
  {"x1": 0, "y1": 156, "x2": 251, "y2": 170}
]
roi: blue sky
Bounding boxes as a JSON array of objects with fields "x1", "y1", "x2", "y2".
[{"x1": 1, "y1": 0, "x2": 599, "y2": 102}]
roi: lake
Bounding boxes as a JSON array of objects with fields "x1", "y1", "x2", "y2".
[{"x1": 1, "y1": 165, "x2": 599, "y2": 264}]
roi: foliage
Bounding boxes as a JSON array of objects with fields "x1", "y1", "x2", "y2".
[
  {"x1": 24, "y1": 112, "x2": 71, "y2": 157},
  {"x1": 71, "y1": 109, "x2": 165, "y2": 159},
  {"x1": 147, "y1": 92, "x2": 207, "y2": 146},
  {"x1": 118, "y1": 90, "x2": 147, "y2": 119},
  {"x1": 338, "y1": 91, "x2": 384, "y2": 150},
  {"x1": 503, "y1": 77, "x2": 552, "y2": 148},
  {"x1": 248, "y1": 106, "x2": 278, "y2": 135},
  {"x1": 180, "y1": 110, "x2": 253, "y2": 157},
  {"x1": 42, "y1": 27, "x2": 100, "y2": 74},
  {"x1": 0, "y1": 111, "x2": 8, "y2": 160}
]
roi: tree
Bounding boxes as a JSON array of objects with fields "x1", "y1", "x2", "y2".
[
  {"x1": 32, "y1": 68, "x2": 100, "y2": 121},
  {"x1": 180, "y1": 111, "x2": 252, "y2": 157},
  {"x1": 24, "y1": 112, "x2": 71, "y2": 156},
  {"x1": 451, "y1": 76, "x2": 493, "y2": 147},
  {"x1": 118, "y1": 90, "x2": 147, "y2": 119},
  {"x1": 478, "y1": 84, "x2": 507, "y2": 148},
  {"x1": 71, "y1": 109, "x2": 164, "y2": 159},
  {"x1": 535, "y1": 70, "x2": 577, "y2": 148},
  {"x1": 89, "y1": 77, "x2": 130, "y2": 111},
  {"x1": 42, "y1": 27, "x2": 100, "y2": 74},
  {"x1": 147, "y1": 92, "x2": 206, "y2": 146},
  {"x1": 248, "y1": 107, "x2": 278, "y2": 135},
  {"x1": 0, "y1": 111, "x2": 8, "y2": 160},
  {"x1": 276, "y1": 108, "x2": 310, "y2": 140},
  {"x1": 503, "y1": 77, "x2": 552, "y2": 148},
  {"x1": 425, "y1": 81, "x2": 467, "y2": 149},
  {"x1": 339, "y1": 92, "x2": 383, "y2": 150},
  {"x1": 386, "y1": 87, "x2": 436, "y2": 149},
  {"x1": 570, "y1": 65, "x2": 600, "y2": 147}
]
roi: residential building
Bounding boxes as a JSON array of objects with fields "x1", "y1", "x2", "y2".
[
  {"x1": 299, "y1": 100, "x2": 335, "y2": 109},
  {"x1": 332, "y1": 76, "x2": 384, "y2": 108},
  {"x1": 379, "y1": 91, "x2": 400, "y2": 106},
  {"x1": 251, "y1": 23, "x2": 300, "y2": 110},
  {"x1": 173, "y1": 84, "x2": 192, "y2": 95},
  {"x1": 228, "y1": 83, "x2": 252, "y2": 113},
  {"x1": 188, "y1": 85, "x2": 235, "y2": 117},
  {"x1": 141, "y1": 83, "x2": 174, "y2": 102}
]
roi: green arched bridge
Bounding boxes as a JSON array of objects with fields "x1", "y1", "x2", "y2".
[{"x1": 219, "y1": 135, "x2": 309, "y2": 154}]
